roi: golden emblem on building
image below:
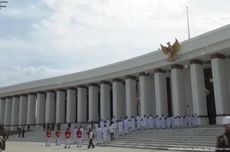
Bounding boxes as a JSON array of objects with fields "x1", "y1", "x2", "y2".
[{"x1": 160, "y1": 39, "x2": 180, "y2": 62}]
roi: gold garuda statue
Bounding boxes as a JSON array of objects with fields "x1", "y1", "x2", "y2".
[{"x1": 160, "y1": 39, "x2": 180, "y2": 62}]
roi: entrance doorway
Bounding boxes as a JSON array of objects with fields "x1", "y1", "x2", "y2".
[
  {"x1": 204, "y1": 68, "x2": 216, "y2": 124},
  {"x1": 166, "y1": 77, "x2": 172, "y2": 116}
]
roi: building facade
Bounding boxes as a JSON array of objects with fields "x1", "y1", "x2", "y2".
[{"x1": 1, "y1": 25, "x2": 230, "y2": 128}]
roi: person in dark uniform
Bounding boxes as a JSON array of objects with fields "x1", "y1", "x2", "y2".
[
  {"x1": 17, "y1": 127, "x2": 21, "y2": 138},
  {"x1": 216, "y1": 116, "x2": 230, "y2": 152},
  {"x1": 22, "y1": 128, "x2": 25, "y2": 138}
]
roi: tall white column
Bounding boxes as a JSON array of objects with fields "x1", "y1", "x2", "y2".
[
  {"x1": 88, "y1": 84, "x2": 99, "y2": 122},
  {"x1": 77, "y1": 87, "x2": 87, "y2": 122},
  {"x1": 125, "y1": 76, "x2": 137, "y2": 118},
  {"x1": 171, "y1": 65, "x2": 186, "y2": 116},
  {"x1": 184, "y1": 68, "x2": 193, "y2": 115},
  {"x1": 0, "y1": 98, "x2": 5, "y2": 125},
  {"x1": 100, "y1": 81, "x2": 111, "y2": 120},
  {"x1": 66, "y1": 89, "x2": 76, "y2": 123},
  {"x1": 154, "y1": 69, "x2": 168, "y2": 116},
  {"x1": 112, "y1": 79, "x2": 125, "y2": 119},
  {"x1": 211, "y1": 54, "x2": 230, "y2": 124},
  {"x1": 190, "y1": 59, "x2": 208, "y2": 125},
  {"x1": 45, "y1": 91, "x2": 56, "y2": 124},
  {"x1": 19, "y1": 95, "x2": 28, "y2": 126},
  {"x1": 56, "y1": 90, "x2": 66, "y2": 124},
  {"x1": 27, "y1": 94, "x2": 36, "y2": 125},
  {"x1": 36, "y1": 93, "x2": 46, "y2": 125},
  {"x1": 4, "y1": 97, "x2": 12, "y2": 127},
  {"x1": 11, "y1": 96, "x2": 20, "y2": 129},
  {"x1": 139, "y1": 73, "x2": 155, "y2": 117}
]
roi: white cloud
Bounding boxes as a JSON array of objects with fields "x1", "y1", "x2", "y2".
[
  {"x1": 0, "y1": 66, "x2": 70, "y2": 87},
  {"x1": 1, "y1": 0, "x2": 230, "y2": 87}
]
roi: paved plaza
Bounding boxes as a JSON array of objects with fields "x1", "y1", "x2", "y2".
[{"x1": 4, "y1": 141, "x2": 173, "y2": 152}]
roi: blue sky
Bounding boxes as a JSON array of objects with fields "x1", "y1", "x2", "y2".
[{"x1": 0, "y1": 0, "x2": 230, "y2": 87}]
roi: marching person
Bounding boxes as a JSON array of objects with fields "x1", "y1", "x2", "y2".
[
  {"x1": 55, "y1": 128, "x2": 61, "y2": 146},
  {"x1": 109, "y1": 123, "x2": 115, "y2": 141},
  {"x1": 118, "y1": 119, "x2": 123, "y2": 136},
  {"x1": 88, "y1": 128, "x2": 95, "y2": 149},
  {"x1": 46, "y1": 127, "x2": 52, "y2": 146},
  {"x1": 76, "y1": 127, "x2": 83, "y2": 147},
  {"x1": 96, "y1": 124, "x2": 102, "y2": 144},
  {"x1": 103, "y1": 124, "x2": 109, "y2": 143},
  {"x1": 216, "y1": 116, "x2": 230, "y2": 151},
  {"x1": 64, "y1": 127, "x2": 71, "y2": 148}
]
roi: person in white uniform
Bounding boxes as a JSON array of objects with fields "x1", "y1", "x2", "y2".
[
  {"x1": 136, "y1": 115, "x2": 141, "y2": 130},
  {"x1": 161, "y1": 115, "x2": 166, "y2": 129},
  {"x1": 118, "y1": 120, "x2": 124, "y2": 136},
  {"x1": 142, "y1": 115, "x2": 147, "y2": 130},
  {"x1": 102, "y1": 124, "x2": 109, "y2": 143},
  {"x1": 166, "y1": 116, "x2": 172, "y2": 128},
  {"x1": 95, "y1": 124, "x2": 102, "y2": 144},
  {"x1": 124, "y1": 117, "x2": 129, "y2": 134},
  {"x1": 131, "y1": 116, "x2": 136, "y2": 131}
]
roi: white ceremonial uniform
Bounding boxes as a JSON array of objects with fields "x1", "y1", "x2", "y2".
[
  {"x1": 166, "y1": 117, "x2": 172, "y2": 128},
  {"x1": 183, "y1": 116, "x2": 187, "y2": 128},
  {"x1": 156, "y1": 117, "x2": 161, "y2": 129},
  {"x1": 161, "y1": 117, "x2": 166, "y2": 129},
  {"x1": 118, "y1": 121, "x2": 123, "y2": 136},
  {"x1": 96, "y1": 126, "x2": 102, "y2": 144},
  {"x1": 175, "y1": 117, "x2": 179, "y2": 128},
  {"x1": 114, "y1": 121, "x2": 119, "y2": 138},
  {"x1": 149, "y1": 116, "x2": 154, "y2": 129},
  {"x1": 131, "y1": 118, "x2": 136, "y2": 131},
  {"x1": 124, "y1": 118, "x2": 129, "y2": 134},
  {"x1": 136, "y1": 116, "x2": 141, "y2": 130},
  {"x1": 102, "y1": 126, "x2": 109, "y2": 143}
]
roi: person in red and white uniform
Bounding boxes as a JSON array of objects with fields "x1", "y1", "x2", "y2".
[
  {"x1": 64, "y1": 127, "x2": 71, "y2": 148},
  {"x1": 55, "y1": 128, "x2": 61, "y2": 146},
  {"x1": 46, "y1": 127, "x2": 52, "y2": 146},
  {"x1": 76, "y1": 127, "x2": 83, "y2": 147}
]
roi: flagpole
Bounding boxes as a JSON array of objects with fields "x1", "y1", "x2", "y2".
[{"x1": 186, "y1": 6, "x2": 191, "y2": 39}]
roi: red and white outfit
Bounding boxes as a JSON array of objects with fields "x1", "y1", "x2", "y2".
[
  {"x1": 64, "y1": 128, "x2": 71, "y2": 148},
  {"x1": 46, "y1": 129, "x2": 51, "y2": 146},
  {"x1": 55, "y1": 129, "x2": 61, "y2": 146},
  {"x1": 76, "y1": 128, "x2": 82, "y2": 147}
]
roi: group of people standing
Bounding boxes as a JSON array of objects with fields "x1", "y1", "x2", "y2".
[
  {"x1": 45, "y1": 125, "x2": 95, "y2": 149},
  {"x1": 43, "y1": 113, "x2": 199, "y2": 149},
  {"x1": 45, "y1": 126, "x2": 84, "y2": 148},
  {"x1": 94, "y1": 113, "x2": 199, "y2": 141}
]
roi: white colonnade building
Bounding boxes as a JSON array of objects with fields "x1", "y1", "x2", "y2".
[{"x1": 1, "y1": 25, "x2": 230, "y2": 129}]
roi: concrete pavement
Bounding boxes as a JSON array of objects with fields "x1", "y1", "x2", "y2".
[{"x1": 4, "y1": 141, "x2": 176, "y2": 152}]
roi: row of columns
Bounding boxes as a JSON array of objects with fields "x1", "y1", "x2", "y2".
[{"x1": 0, "y1": 54, "x2": 229, "y2": 126}]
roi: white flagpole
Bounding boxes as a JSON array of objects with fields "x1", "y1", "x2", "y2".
[{"x1": 186, "y1": 6, "x2": 191, "y2": 39}]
